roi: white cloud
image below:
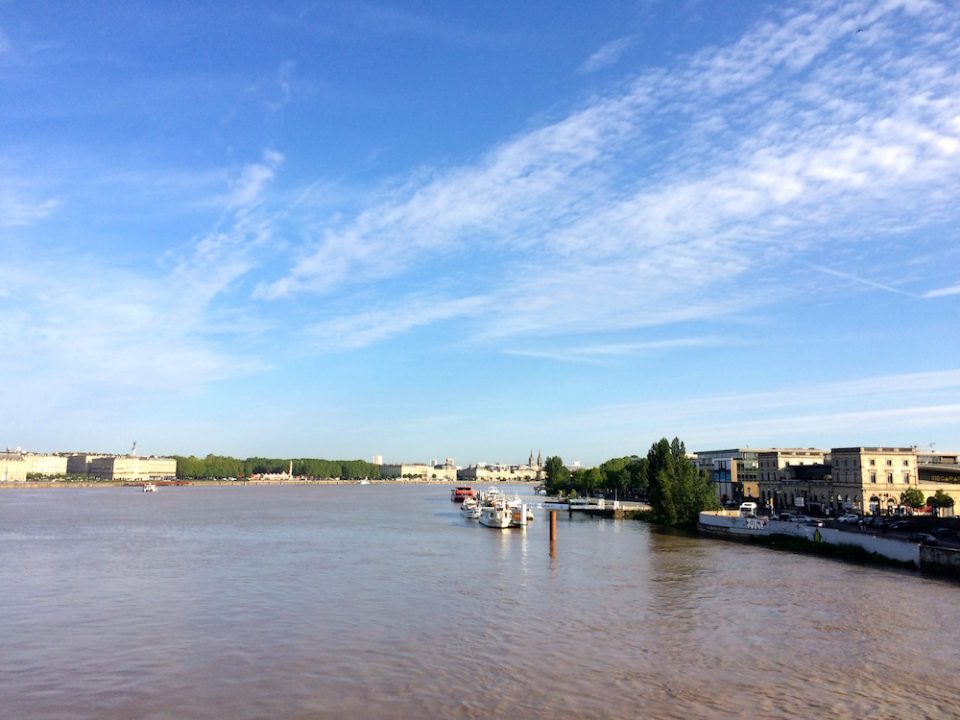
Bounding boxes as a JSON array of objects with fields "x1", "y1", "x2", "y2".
[
  {"x1": 805, "y1": 263, "x2": 917, "y2": 297},
  {"x1": 229, "y1": 149, "x2": 284, "y2": 208},
  {"x1": 505, "y1": 337, "x2": 718, "y2": 363},
  {"x1": 0, "y1": 263, "x2": 263, "y2": 397},
  {"x1": 267, "y1": 60, "x2": 296, "y2": 112},
  {"x1": 0, "y1": 192, "x2": 58, "y2": 227},
  {"x1": 308, "y1": 295, "x2": 488, "y2": 349},
  {"x1": 256, "y1": 0, "x2": 960, "y2": 348},
  {"x1": 923, "y1": 283, "x2": 960, "y2": 298},
  {"x1": 570, "y1": 368, "x2": 960, "y2": 450},
  {"x1": 580, "y1": 36, "x2": 637, "y2": 74},
  {"x1": 680, "y1": 404, "x2": 960, "y2": 450},
  {"x1": 0, "y1": 148, "x2": 284, "y2": 420}
]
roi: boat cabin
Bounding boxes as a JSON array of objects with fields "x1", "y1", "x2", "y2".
[{"x1": 451, "y1": 486, "x2": 475, "y2": 502}]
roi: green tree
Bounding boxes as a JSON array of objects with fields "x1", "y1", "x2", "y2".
[
  {"x1": 626, "y1": 455, "x2": 648, "y2": 499},
  {"x1": 646, "y1": 437, "x2": 717, "y2": 526},
  {"x1": 599, "y1": 457, "x2": 630, "y2": 496},
  {"x1": 934, "y1": 489, "x2": 955, "y2": 512},
  {"x1": 900, "y1": 486, "x2": 926, "y2": 510},
  {"x1": 582, "y1": 467, "x2": 603, "y2": 496},
  {"x1": 543, "y1": 456, "x2": 570, "y2": 495},
  {"x1": 568, "y1": 466, "x2": 603, "y2": 497}
]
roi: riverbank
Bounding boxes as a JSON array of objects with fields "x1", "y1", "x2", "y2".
[
  {"x1": 714, "y1": 528, "x2": 918, "y2": 572},
  {"x1": 695, "y1": 509, "x2": 960, "y2": 579}
]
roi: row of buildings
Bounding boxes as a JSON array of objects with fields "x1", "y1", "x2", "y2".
[
  {"x1": 0, "y1": 450, "x2": 177, "y2": 482},
  {"x1": 376, "y1": 451, "x2": 546, "y2": 483},
  {"x1": 694, "y1": 446, "x2": 960, "y2": 515}
]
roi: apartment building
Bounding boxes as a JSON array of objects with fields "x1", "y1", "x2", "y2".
[
  {"x1": 694, "y1": 448, "x2": 768, "y2": 505},
  {"x1": 88, "y1": 456, "x2": 177, "y2": 482}
]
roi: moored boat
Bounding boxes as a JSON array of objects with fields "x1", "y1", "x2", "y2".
[
  {"x1": 451, "y1": 486, "x2": 475, "y2": 502},
  {"x1": 460, "y1": 497, "x2": 482, "y2": 519},
  {"x1": 507, "y1": 495, "x2": 534, "y2": 521},
  {"x1": 479, "y1": 500, "x2": 512, "y2": 528},
  {"x1": 143, "y1": 483, "x2": 157, "y2": 493}
]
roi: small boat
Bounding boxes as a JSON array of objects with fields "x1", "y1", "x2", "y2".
[
  {"x1": 357, "y1": 479, "x2": 371, "y2": 485},
  {"x1": 460, "y1": 497, "x2": 482, "y2": 519},
  {"x1": 478, "y1": 486, "x2": 505, "y2": 505},
  {"x1": 143, "y1": 483, "x2": 157, "y2": 493},
  {"x1": 451, "y1": 486, "x2": 475, "y2": 502},
  {"x1": 508, "y1": 495, "x2": 535, "y2": 521},
  {"x1": 479, "y1": 500, "x2": 512, "y2": 528}
]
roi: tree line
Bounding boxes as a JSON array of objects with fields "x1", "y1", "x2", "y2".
[
  {"x1": 542, "y1": 437, "x2": 718, "y2": 526},
  {"x1": 173, "y1": 455, "x2": 381, "y2": 480}
]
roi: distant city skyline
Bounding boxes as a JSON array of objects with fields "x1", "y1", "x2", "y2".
[{"x1": 3, "y1": 1, "x2": 960, "y2": 465}]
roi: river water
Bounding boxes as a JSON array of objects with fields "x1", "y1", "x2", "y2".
[{"x1": 1, "y1": 484, "x2": 957, "y2": 719}]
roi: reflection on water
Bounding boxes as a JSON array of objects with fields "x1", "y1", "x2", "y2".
[{"x1": 0, "y1": 484, "x2": 957, "y2": 719}]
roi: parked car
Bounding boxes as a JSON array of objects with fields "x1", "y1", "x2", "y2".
[
  {"x1": 931, "y1": 527, "x2": 955, "y2": 537},
  {"x1": 887, "y1": 520, "x2": 911, "y2": 531},
  {"x1": 837, "y1": 514, "x2": 860, "y2": 523},
  {"x1": 908, "y1": 532, "x2": 937, "y2": 544}
]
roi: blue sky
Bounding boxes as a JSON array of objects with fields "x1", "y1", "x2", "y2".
[{"x1": 3, "y1": 0, "x2": 960, "y2": 465}]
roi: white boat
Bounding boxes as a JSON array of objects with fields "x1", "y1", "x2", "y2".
[
  {"x1": 479, "y1": 501, "x2": 513, "y2": 528},
  {"x1": 507, "y1": 495, "x2": 534, "y2": 521},
  {"x1": 143, "y1": 483, "x2": 157, "y2": 493},
  {"x1": 477, "y1": 486, "x2": 504, "y2": 505},
  {"x1": 479, "y1": 497, "x2": 530, "y2": 528},
  {"x1": 460, "y1": 497, "x2": 481, "y2": 519},
  {"x1": 357, "y1": 479, "x2": 371, "y2": 485}
]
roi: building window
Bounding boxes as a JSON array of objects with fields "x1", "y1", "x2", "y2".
[
  {"x1": 886, "y1": 459, "x2": 892, "y2": 466},
  {"x1": 870, "y1": 472, "x2": 877, "y2": 484},
  {"x1": 903, "y1": 473, "x2": 910, "y2": 484},
  {"x1": 902, "y1": 460, "x2": 909, "y2": 467},
  {"x1": 869, "y1": 459, "x2": 876, "y2": 466},
  {"x1": 886, "y1": 473, "x2": 893, "y2": 483}
]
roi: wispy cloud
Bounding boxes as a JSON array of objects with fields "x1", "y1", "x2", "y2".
[
  {"x1": 579, "y1": 36, "x2": 637, "y2": 73},
  {"x1": 0, "y1": 190, "x2": 58, "y2": 227},
  {"x1": 805, "y1": 263, "x2": 917, "y2": 297},
  {"x1": 505, "y1": 337, "x2": 718, "y2": 364},
  {"x1": 681, "y1": 404, "x2": 960, "y2": 450},
  {"x1": 228, "y1": 149, "x2": 284, "y2": 208},
  {"x1": 257, "y1": 0, "x2": 960, "y2": 349},
  {"x1": 307, "y1": 295, "x2": 488, "y2": 349},
  {"x1": 573, "y1": 368, "x2": 960, "y2": 451},
  {"x1": 266, "y1": 60, "x2": 296, "y2": 113},
  {"x1": 271, "y1": 2, "x2": 503, "y2": 46},
  {"x1": 0, "y1": 148, "x2": 283, "y2": 419},
  {"x1": 923, "y1": 283, "x2": 960, "y2": 298}
]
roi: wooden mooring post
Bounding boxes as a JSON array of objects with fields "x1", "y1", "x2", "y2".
[{"x1": 549, "y1": 510, "x2": 557, "y2": 556}]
